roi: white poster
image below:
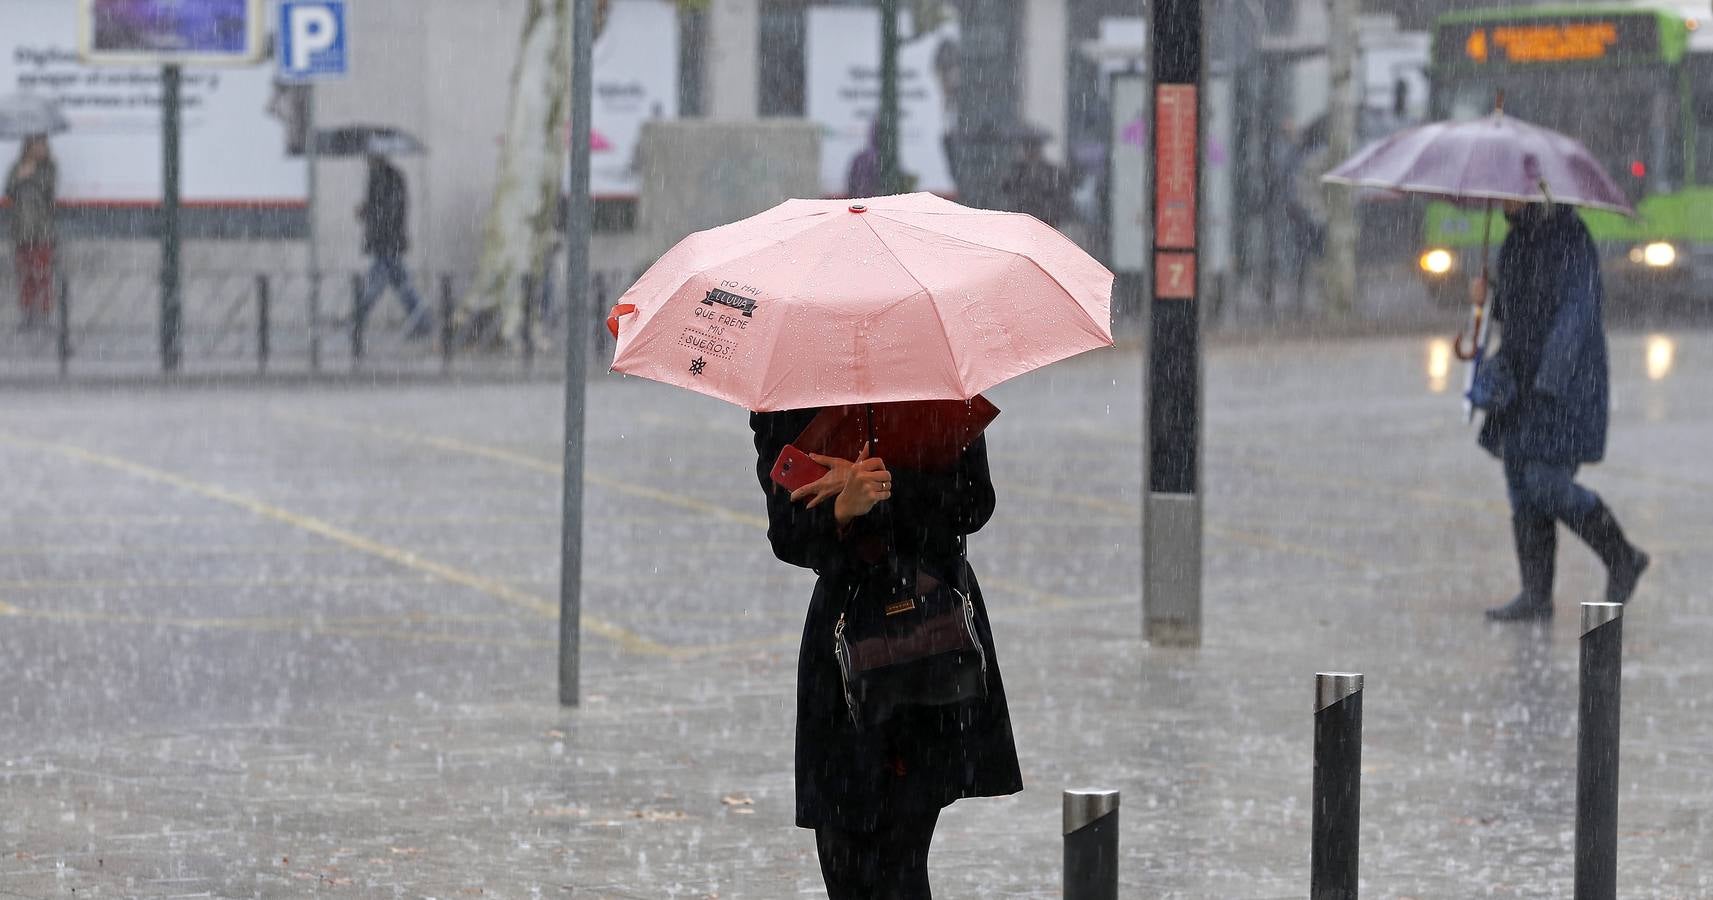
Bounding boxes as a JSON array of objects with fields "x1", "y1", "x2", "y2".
[
  {"x1": 589, "y1": 0, "x2": 678, "y2": 198},
  {"x1": 806, "y1": 7, "x2": 957, "y2": 196},
  {"x1": 1108, "y1": 73, "x2": 1148, "y2": 274},
  {"x1": 0, "y1": 0, "x2": 304, "y2": 204}
]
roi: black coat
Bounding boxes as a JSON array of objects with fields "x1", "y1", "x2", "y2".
[
  {"x1": 1478, "y1": 205, "x2": 1609, "y2": 464},
  {"x1": 751, "y1": 409, "x2": 1023, "y2": 832},
  {"x1": 361, "y1": 160, "x2": 409, "y2": 257}
]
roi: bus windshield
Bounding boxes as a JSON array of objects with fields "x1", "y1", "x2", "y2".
[{"x1": 1437, "y1": 67, "x2": 1678, "y2": 199}]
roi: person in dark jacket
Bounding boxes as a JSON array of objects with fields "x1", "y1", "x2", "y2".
[
  {"x1": 1001, "y1": 132, "x2": 1072, "y2": 228},
  {"x1": 752, "y1": 409, "x2": 1023, "y2": 899},
  {"x1": 354, "y1": 153, "x2": 429, "y2": 338},
  {"x1": 1471, "y1": 201, "x2": 1649, "y2": 621},
  {"x1": 5, "y1": 136, "x2": 56, "y2": 328}
]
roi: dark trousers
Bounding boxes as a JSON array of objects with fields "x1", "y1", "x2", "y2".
[
  {"x1": 359, "y1": 254, "x2": 425, "y2": 321},
  {"x1": 815, "y1": 808, "x2": 939, "y2": 900},
  {"x1": 1503, "y1": 454, "x2": 1598, "y2": 522}
]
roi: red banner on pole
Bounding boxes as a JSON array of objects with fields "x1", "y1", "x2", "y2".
[{"x1": 1154, "y1": 83, "x2": 1198, "y2": 250}]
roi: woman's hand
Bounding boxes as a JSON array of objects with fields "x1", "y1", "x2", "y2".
[
  {"x1": 790, "y1": 453, "x2": 855, "y2": 509},
  {"x1": 834, "y1": 444, "x2": 892, "y2": 525}
]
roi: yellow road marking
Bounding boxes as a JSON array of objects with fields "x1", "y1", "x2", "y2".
[
  {"x1": 279, "y1": 415, "x2": 1155, "y2": 633},
  {"x1": 0, "y1": 601, "x2": 554, "y2": 649},
  {"x1": 0, "y1": 433, "x2": 670, "y2": 657},
  {"x1": 277, "y1": 412, "x2": 771, "y2": 530}
]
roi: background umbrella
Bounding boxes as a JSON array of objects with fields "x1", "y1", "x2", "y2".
[
  {"x1": 1323, "y1": 106, "x2": 1630, "y2": 419},
  {"x1": 314, "y1": 125, "x2": 426, "y2": 157},
  {"x1": 0, "y1": 93, "x2": 69, "y2": 140}
]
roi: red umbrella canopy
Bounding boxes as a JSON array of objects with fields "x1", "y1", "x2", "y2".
[{"x1": 1323, "y1": 111, "x2": 1632, "y2": 215}]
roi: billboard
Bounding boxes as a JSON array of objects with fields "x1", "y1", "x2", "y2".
[
  {"x1": 1, "y1": 0, "x2": 304, "y2": 205},
  {"x1": 589, "y1": 0, "x2": 678, "y2": 197},
  {"x1": 79, "y1": 0, "x2": 266, "y2": 66},
  {"x1": 805, "y1": 6, "x2": 958, "y2": 196}
]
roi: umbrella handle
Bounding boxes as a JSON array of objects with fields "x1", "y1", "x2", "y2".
[
  {"x1": 606, "y1": 303, "x2": 636, "y2": 339},
  {"x1": 1453, "y1": 326, "x2": 1479, "y2": 362}
]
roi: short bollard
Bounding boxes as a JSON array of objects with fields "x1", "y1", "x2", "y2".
[
  {"x1": 1313, "y1": 672, "x2": 1362, "y2": 900},
  {"x1": 439, "y1": 273, "x2": 455, "y2": 374},
  {"x1": 1576, "y1": 602, "x2": 1623, "y2": 900},
  {"x1": 1063, "y1": 788, "x2": 1119, "y2": 900},
  {"x1": 56, "y1": 273, "x2": 71, "y2": 378},
  {"x1": 349, "y1": 273, "x2": 367, "y2": 365},
  {"x1": 522, "y1": 273, "x2": 537, "y2": 370},
  {"x1": 255, "y1": 273, "x2": 271, "y2": 374},
  {"x1": 308, "y1": 272, "x2": 322, "y2": 373}
]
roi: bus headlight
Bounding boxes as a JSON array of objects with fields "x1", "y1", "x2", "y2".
[
  {"x1": 1639, "y1": 242, "x2": 1678, "y2": 267},
  {"x1": 1419, "y1": 249, "x2": 1455, "y2": 276}
]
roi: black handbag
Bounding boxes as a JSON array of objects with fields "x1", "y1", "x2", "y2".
[{"x1": 832, "y1": 537, "x2": 988, "y2": 729}]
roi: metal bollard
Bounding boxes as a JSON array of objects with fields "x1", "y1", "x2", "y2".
[
  {"x1": 1576, "y1": 602, "x2": 1623, "y2": 900},
  {"x1": 439, "y1": 273, "x2": 455, "y2": 374},
  {"x1": 1313, "y1": 672, "x2": 1362, "y2": 900},
  {"x1": 349, "y1": 272, "x2": 366, "y2": 365},
  {"x1": 308, "y1": 272, "x2": 322, "y2": 373},
  {"x1": 56, "y1": 272, "x2": 71, "y2": 379},
  {"x1": 1063, "y1": 789, "x2": 1119, "y2": 900},
  {"x1": 522, "y1": 272, "x2": 537, "y2": 371},
  {"x1": 255, "y1": 273, "x2": 271, "y2": 375}
]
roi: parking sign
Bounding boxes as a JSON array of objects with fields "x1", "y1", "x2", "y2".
[{"x1": 278, "y1": 0, "x2": 347, "y2": 81}]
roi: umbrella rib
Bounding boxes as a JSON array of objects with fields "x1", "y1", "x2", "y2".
[
  {"x1": 854, "y1": 217, "x2": 967, "y2": 394},
  {"x1": 868, "y1": 213, "x2": 1111, "y2": 339}
]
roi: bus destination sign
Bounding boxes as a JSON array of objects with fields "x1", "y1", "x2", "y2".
[{"x1": 1435, "y1": 15, "x2": 1660, "y2": 65}]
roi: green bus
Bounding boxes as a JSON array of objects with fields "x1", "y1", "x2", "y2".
[{"x1": 1419, "y1": 3, "x2": 1713, "y2": 304}]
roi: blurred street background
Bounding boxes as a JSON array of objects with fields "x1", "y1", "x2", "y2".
[{"x1": 4, "y1": 0, "x2": 1713, "y2": 896}]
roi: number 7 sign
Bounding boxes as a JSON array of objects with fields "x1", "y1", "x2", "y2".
[{"x1": 1154, "y1": 251, "x2": 1196, "y2": 300}]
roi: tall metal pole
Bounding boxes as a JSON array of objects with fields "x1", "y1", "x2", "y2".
[
  {"x1": 877, "y1": 0, "x2": 901, "y2": 195},
  {"x1": 559, "y1": 0, "x2": 595, "y2": 707},
  {"x1": 1312, "y1": 672, "x2": 1363, "y2": 900},
  {"x1": 1576, "y1": 602, "x2": 1624, "y2": 900},
  {"x1": 160, "y1": 64, "x2": 183, "y2": 374},
  {"x1": 1143, "y1": 0, "x2": 1205, "y2": 647},
  {"x1": 306, "y1": 84, "x2": 322, "y2": 372}
]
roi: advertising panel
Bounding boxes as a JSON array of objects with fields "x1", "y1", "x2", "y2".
[
  {"x1": 590, "y1": 0, "x2": 679, "y2": 197},
  {"x1": 2, "y1": 0, "x2": 303, "y2": 205},
  {"x1": 805, "y1": 6, "x2": 958, "y2": 196},
  {"x1": 80, "y1": 0, "x2": 265, "y2": 66}
]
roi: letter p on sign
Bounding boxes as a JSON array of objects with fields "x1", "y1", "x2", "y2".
[{"x1": 279, "y1": 0, "x2": 347, "y2": 81}]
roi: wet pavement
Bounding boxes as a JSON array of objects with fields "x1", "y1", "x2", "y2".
[{"x1": 1, "y1": 329, "x2": 1709, "y2": 897}]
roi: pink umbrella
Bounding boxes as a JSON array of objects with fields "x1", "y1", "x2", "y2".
[{"x1": 607, "y1": 193, "x2": 1113, "y2": 412}]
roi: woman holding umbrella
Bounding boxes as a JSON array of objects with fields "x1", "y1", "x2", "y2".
[
  {"x1": 606, "y1": 193, "x2": 1113, "y2": 896},
  {"x1": 5, "y1": 135, "x2": 57, "y2": 329},
  {"x1": 751, "y1": 415, "x2": 1021, "y2": 897}
]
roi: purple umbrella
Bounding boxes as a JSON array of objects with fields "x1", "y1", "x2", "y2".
[
  {"x1": 1322, "y1": 109, "x2": 1631, "y2": 421},
  {"x1": 1322, "y1": 110, "x2": 1632, "y2": 214}
]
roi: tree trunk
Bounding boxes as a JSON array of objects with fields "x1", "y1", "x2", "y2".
[
  {"x1": 1323, "y1": 0, "x2": 1358, "y2": 316},
  {"x1": 460, "y1": 0, "x2": 570, "y2": 348}
]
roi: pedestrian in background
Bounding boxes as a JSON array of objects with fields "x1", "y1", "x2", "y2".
[
  {"x1": 751, "y1": 410, "x2": 1022, "y2": 899},
  {"x1": 5, "y1": 135, "x2": 56, "y2": 330},
  {"x1": 355, "y1": 152, "x2": 429, "y2": 339},
  {"x1": 1001, "y1": 130, "x2": 1071, "y2": 228},
  {"x1": 1471, "y1": 200, "x2": 1649, "y2": 621}
]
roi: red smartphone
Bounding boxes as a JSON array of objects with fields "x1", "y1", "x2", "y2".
[{"x1": 771, "y1": 444, "x2": 830, "y2": 493}]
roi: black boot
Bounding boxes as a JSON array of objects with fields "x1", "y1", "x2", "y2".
[
  {"x1": 1487, "y1": 514, "x2": 1556, "y2": 621},
  {"x1": 1565, "y1": 500, "x2": 1650, "y2": 604}
]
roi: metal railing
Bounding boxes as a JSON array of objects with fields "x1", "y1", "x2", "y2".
[{"x1": 2, "y1": 265, "x2": 635, "y2": 380}]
